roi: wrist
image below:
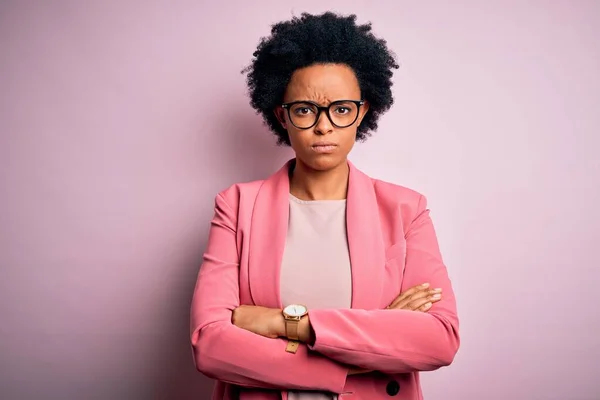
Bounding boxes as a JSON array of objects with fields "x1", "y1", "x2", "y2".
[{"x1": 270, "y1": 309, "x2": 286, "y2": 337}]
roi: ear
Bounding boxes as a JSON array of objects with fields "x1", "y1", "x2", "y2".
[
  {"x1": 274, "y1": 107, "x2": 287, "y2": 129},
  {"x1": 358, "y1": 100, "x2": 370, "y2": 124}
]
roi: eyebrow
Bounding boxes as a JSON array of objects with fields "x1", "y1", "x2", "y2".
[{"x1": 284, "y1": 99, "x2": 355, "y2": 106}]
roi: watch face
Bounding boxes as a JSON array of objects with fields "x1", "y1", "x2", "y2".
[{"x1": 284, "y1": 304, "x2": 307, "y2": 317}]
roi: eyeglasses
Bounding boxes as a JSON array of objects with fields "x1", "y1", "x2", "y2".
[{"x1": 281, "y1": 100, "x2": 365, "y2": 129}]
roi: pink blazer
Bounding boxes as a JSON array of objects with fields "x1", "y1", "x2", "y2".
[{"x1": 190, "y1": 160, "x2": 459, "y2": 400}]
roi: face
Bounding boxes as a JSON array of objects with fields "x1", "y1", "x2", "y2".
[{"x1": 276, "y1": 63, "x2": 369, "y2": 172}]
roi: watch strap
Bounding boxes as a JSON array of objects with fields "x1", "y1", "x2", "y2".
[
  {"x1": 285, "y1": 340, "x2": 300, "y2": 353},
  {"x1": 285, "y1": 319, "x2": 300, "y2": 341}
]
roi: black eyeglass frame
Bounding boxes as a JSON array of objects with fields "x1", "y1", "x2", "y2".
[{"x1": 281, "y1": 99, "x2": 365, "y2": 129}]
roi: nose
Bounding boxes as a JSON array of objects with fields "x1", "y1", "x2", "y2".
[{"x1": 313, "y1": 110, "x2": 334, "y2": 135}]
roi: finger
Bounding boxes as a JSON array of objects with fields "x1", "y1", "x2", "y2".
[
  {"x1": 405, "y1": 292, "x2": 442, "y2": 311},
  {"x1": 396, "y1": 296, "x2": 430, "y2": 311},
  {"x1": 387, "y1": 283, "x2": 430, "y2": 308},
  {"x1": 389, "y1": 286, "x2": 442, "y2": 310},
  {"x1": 392, "y1": 288, "x2": 432, "y2": 310},
  {"x1": 391, "y1": 290, "x2": 442, "y2": 311}
]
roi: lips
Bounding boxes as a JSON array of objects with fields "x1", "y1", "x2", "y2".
[
  {"x1": 312, "y1": 142, "x2": 337, "y2": 147},
  {"x1": 311, "y1": 142, "x2": 338, "y2": 153}
]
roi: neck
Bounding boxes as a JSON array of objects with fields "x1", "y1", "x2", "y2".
[{"x1": 289, "y1": 159, "x2": 350, "y2": 201}]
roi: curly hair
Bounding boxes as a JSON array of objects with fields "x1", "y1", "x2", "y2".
[{"x1": 242, "y1": 11, "x2": 400, "y2": 146}]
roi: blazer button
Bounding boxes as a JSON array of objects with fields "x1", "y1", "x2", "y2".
[{"x1": 386, "y1": 380, "x2": 400, "y2": 396}]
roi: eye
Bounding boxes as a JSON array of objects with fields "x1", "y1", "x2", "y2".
[
  {"x1": 333, "y1": 106, "x2": 351, "y2": 115},
  {"x1": 290, "y1": 102, "x2": 318, "y2": 116},
  {"x1": 295, "y1": 107, "x2": 312, "y2": 115}
]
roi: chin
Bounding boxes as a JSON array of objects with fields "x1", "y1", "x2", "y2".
[{"x1": 301, "y1": 154, "x2": 346, "y2": 172}]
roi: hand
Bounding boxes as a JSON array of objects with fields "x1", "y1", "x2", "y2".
[
  {"x1": 232, "y1": 305, "x2": 284, "y2": 339},
  {"x1": 386, "y1": 283, "x2": 442, "y2": 311}
]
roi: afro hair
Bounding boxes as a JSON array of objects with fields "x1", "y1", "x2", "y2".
[{"x1": 242, "y1": 11, "x2": 400, "y2": 146}]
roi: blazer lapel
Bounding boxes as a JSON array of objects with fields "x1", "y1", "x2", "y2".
[
  {"x1": 247, "y1": 161, "x2": 292, "y2": 309},
  {"x1": 346, "y1": 161, "x2": 386, "y2": 310},
  {"x1": 247, "y1": 159, "x2": 385, "y2": 311}
]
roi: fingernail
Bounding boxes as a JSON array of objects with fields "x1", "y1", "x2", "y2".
[
  {"x1": 421, "y1": 283, "x2": 430, "y2": 288},
  {"x1": 431, "y1": 288, "x2": 442, "y2": 293},
  {"x1": 431, "y1": 294, "x2": 441, "y2": 300},
  {"x1": 424, "y1": 302, "x2": 432, "y2": 308}
]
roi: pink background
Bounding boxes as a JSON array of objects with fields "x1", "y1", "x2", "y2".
[{"x1": 1, "y1": 1, "x2": 599, "y2": 399}]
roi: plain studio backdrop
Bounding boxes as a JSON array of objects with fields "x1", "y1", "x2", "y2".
[{"x1": 1, "y1": 1, "x2": 599, "y2": 399}]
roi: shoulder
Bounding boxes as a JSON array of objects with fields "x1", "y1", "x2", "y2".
[
  {"x1": 213, "y1": 161, "x2": 292, "y2": 210},
  {"x1": 370, "y1": 177, "x2": 428, "y2": 221},
  {"x1": 371, "y1": 177, "x2": 423, "y2": 204},
  {"x1": 213, "y1": 179, "x2": 265, "y2": 210},
  {"x1": 349, "y1": 161, "x2": 427, "y2": 215}
]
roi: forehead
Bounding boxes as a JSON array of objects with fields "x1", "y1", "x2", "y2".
[{"x1": 283, "y1": 63, "x2": 361, "y2": 103}]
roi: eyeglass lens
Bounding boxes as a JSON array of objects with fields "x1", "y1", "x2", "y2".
[{"x1": 288, "y1": 101, "x2": 359, "y2": 128}]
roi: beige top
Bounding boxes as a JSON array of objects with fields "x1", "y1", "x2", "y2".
[{"x1": 280, "y1": 194, "x2": 352, "y2": 400}]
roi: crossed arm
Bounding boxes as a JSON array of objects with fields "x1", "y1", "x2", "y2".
[{"x1": 190, "y1": 193, "x2": 460, "y2": 392}]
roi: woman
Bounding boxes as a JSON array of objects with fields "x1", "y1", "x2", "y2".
[{"x1": 190, "y1": 12, "x2": 459, "y2": 400}]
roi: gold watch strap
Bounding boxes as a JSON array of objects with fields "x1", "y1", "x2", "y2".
[
  {"x1": 285, "y1": 340, "x2": 300, "y2": 353},
  {"x1": 285, "y1": 319, "x2": 300, "y2": 341}
]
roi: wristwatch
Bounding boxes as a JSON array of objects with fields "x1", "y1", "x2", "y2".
[{"x1": 282, "y1": 304, "x2": 308, "y2": 353}]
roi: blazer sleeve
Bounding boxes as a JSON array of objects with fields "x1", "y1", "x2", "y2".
[
  {"x1": 308, "y1": 195, "x2": 460, "y2": 374},
  {"x1": 190, "y1": 192, "x2": 349, "y2": 392}
]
